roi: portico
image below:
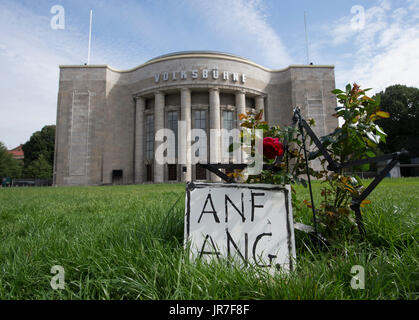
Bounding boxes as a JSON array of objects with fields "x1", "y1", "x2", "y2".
[{"x1": 133, "y1": 87, "x2": 265, "y2": 183}]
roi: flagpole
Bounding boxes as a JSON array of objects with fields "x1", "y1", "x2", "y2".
[
  {"x1": 87, "y1": 9, "x2": 93, "y2": 65},
  {"x1": 304, "y1": 11, "x2": 310, "y2": 65}
]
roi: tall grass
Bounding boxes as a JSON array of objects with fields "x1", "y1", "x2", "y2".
[{"x1": 0, "y1": 179, "x2": 417, "y2": 299}]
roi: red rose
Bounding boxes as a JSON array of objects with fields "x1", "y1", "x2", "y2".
[{"x1": 263, "y1": 137, "x2": 284, "y2": 159}]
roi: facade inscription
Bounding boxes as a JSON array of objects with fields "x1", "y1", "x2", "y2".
[{"x1": 155, "y1": 69, "x2": 246, "y2": 83}]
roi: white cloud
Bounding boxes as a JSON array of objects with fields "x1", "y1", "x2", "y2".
[
  {"x1": 187, "y1": 0, "x2": 291, "y2": 68},
  {"x1": 0, "y1": 2, "x2": 84, "y2": 148},
  {"x1": 1, "y1": 0, "x2": 417, "y2": 149},
  {"x1": 329, "y1": 0, "x2": 419, "y2": 93},
  {"x1": 0, "y1": 1, "x2": 138, "y2": 148}
]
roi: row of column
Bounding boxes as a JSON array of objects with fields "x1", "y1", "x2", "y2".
[{"x1": 135, "y1": 88, "x2": 265, "y2": 184}]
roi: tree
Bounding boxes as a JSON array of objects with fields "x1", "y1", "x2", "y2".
[
  {"x1": 22, "y1": 125, "x2": 55, "y2": 178},
  {"x1": 24, "y1": 154, "x2": 52, "y2": 180},
  {"x1": 22, "y1": 125, "x2": 55, "y2": 167},
  {"x1": 375, "y1": 85, "x2": 419, "y2": 158},
  {"x1": 0, "y1": 141, "x2": 22, "y2": 179}
]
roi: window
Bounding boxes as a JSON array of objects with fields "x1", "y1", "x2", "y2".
[
  {"x1": 168, "y1": 164, "x2": 177, "y2": 181},
  {"x1": 146, "y1": 115, "x2": 154, "y2": 160},
  {"x1": 145, "y1": 98, "x2": 152, "y2": 110},
  {"x1": 223, "y1": 111, "x2": 234, "y2": 161},
  {"x1": 194, "y1": 110, "x2": 207, "y2": 158},
  {"x1": 194, "y1": 110, "x2": 207, "y2": 180},
  {"x1": 223, "y1": 110, "x2": 234, "y2": 130},
  {"x1": 168, "y1": 111, "x2": 178, "y2": 157},
  {"x1": 146, "y1": 165, "x2": 152, "y2": 182},
  {"x1": 195, "y1": 110, "x2": 206, "y2": 130},
  {"x1": 195, "y1": 165, "x2": 207, "y2": 180}
]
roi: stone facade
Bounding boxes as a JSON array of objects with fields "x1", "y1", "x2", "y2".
[{"x1": 54, "y1": 51, "x2": 338, "y2": 186}]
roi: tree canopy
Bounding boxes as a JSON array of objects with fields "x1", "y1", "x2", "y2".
[
  {"x1": 22, "y1": 125, "x2": 55, "y2": 167},
  {"x1": 0, "y1": 142, "x2": 22, "y2": 179},
  {"x1": 24, "y1": 154, "x2": 52, "y2": 180},
  {"x1": 375, "y1": 85, "x2": 419, "y2": 158},
  {"x1": 22, "y1": 125, "x2": 55, "y2": 179}
]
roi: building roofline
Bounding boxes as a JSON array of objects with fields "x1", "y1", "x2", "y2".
[
  {"x1": 146, "y1": 51, "x2": 251, "y2": 63},
  {"x1": 59, "y1": 51, "x2": 334, "y2": 73}
]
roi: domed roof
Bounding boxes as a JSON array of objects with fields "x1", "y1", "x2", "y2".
[{"x1": 146, "y1": 51, "x2": 252, "y2": 63}]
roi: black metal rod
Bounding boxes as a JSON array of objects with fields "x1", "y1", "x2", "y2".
[
  {"x1": 295, "y1": 110, "x2": 320, "y2": 245},
  {"x1": 199, "y1": 108, "x2": 408, "y2": 241},
  {"x1": 357, "y1": 158, "x2": 399, "y2": 203},
  {"x1": 350, "y1": 205, "x2": 366, "y2": 237},
  {"x1": 337, "y1": 150, "x2": 407, "y2": 171},
  {"x1": 350, "y1": 158, "x2": 399, "y2": 237},
  {"x1": 293, "y1": 107, "x2": 409, "y2": 238},
  {"x1": 298, "y1": 117, "x2": 337, "y2": 170},
  {"x1": 297, "y1": 113, "x2": 409, "y2": 172},
  {"x1": 197, "y1": 163, "x2": 235, "y2": 183}
]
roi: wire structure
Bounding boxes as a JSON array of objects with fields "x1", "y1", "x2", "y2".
[{"x1": 198, "y1": 107, "x2": 408, "y2": 239}]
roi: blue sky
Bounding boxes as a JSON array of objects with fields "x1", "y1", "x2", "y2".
[{"x1": 1, "y1": 0, "x2": 418, "y2": 148}]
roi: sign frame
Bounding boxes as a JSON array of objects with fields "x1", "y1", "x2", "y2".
[{"x1": 184, "y1": 182, "x2": 296, "y2": 272}]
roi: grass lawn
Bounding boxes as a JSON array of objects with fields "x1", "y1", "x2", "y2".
[{"x1": 0, "y1": 178, "x2": 418, "y2": 300}]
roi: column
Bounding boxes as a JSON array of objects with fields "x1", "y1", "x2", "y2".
[
  {"x1": 255, "y1": 95, "x2": 265, "y2": 120},
  {"x1": 154, "y1": 91, "x2": 165, "y2": 183},
  {"x1": 180, "y1": 88, "x2": 192, "y2": 182},
  {"x1": 135, "y1": 96, "x2": 145, "y2": 184},
  {"x1": 236, "y1": 90, "x2": 246, "y2": 165},
  {"x1": 209, "y1": 88, "x2": 221, "y2": 182},
  {"x1": 235, "y1": 90, "x2": 246, "y2": 122}
]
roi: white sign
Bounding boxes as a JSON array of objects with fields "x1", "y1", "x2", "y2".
[{"x1": 184, "y1": 183, "x2": 296, "y2": 272}]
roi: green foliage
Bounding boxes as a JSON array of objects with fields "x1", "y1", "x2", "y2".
[
  {"x1": 328, "y1": 84, "x2": 388, "y2": 164},
  {"x1": 230, "y1": 111, "x2": 316, "y2": 211},
  {"x1": 22, "y1": 125, "x2": 55, "y2": 179},
  {"x1": 23, "y1": 154, "x2": 52, "y2": 180},
  {"x1": 22, "y1": 125, "x2": 55, "y2": 167},
  {"x1": 375, "y1": 84, "x2": 419, "y2": 157},
  {"x1": 233, "y1": 111, "x2": 313, "y2": 183},
  {"x1": 310, "y1": 84, "x2": 390, "y2": 238},
  {"x1": 0, "y1": 141, "x2": 23, "y2": 179},
  {"x1": 236, "y1": 84, "x2": 391, "y2": 239}
]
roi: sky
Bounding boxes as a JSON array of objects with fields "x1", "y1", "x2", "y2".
[{"x1": 0, "y1": 0, "x2": 418, "y2": 148}]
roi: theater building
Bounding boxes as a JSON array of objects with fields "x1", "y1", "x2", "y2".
[{"x1": 53, "y1": 51, "x2": 337, "y2": 186}]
